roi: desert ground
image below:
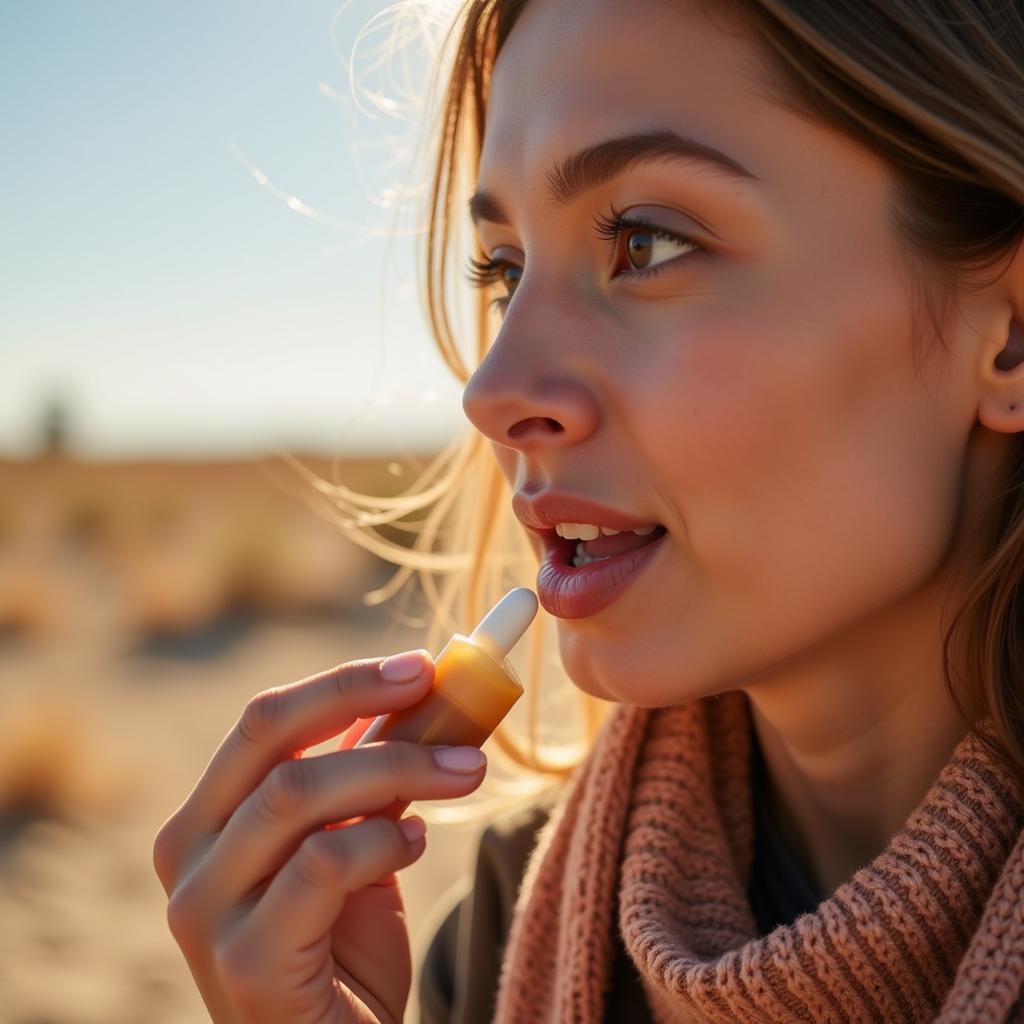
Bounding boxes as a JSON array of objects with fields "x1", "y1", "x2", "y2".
[{"x1": 0, "y1": 453, "x2": 501, "y2": 1023}]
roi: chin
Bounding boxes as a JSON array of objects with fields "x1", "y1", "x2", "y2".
[
  {"x1": 556, "y1": 621, "x2": 728, "y2": 709},
  {"x1": 556, "y1": 629, "x2": 609, "y2": 698},
  {"x1": 557, "y1": 628, "x2": 663, "y2": 707}
]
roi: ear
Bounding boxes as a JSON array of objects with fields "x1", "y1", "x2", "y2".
[{"x1": 976, "y1": 241, "x2": 1024, "y2": 435}]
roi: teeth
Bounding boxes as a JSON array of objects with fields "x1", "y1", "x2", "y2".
[
  {"x1": 571, "y1": 541, "x2": 612, "y2": 568},
  {"x1": 555, "y1": 522, "x2": 600, "y2": 540},
  {"x1": 556, "y1": 521, "x2": 658, "y2": 539}
]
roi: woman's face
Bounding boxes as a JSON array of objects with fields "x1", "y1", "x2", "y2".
[{"x1": 461, "y1": 0, "x2": 1004, "y2": 705}]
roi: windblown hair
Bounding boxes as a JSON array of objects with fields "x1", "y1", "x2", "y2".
[{"x1": 307, "y1": 0, "x2": 1024, "y2": 784}]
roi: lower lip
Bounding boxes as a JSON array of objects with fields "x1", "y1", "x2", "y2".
[{"x1": 536, "y1": 532, "x2": 667, "y2": 619}]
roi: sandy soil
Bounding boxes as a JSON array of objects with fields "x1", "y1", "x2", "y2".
[{"x1": 0, "y1": 456, "x2": 493, "y2": 1023}]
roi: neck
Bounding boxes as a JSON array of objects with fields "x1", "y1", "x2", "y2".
[
  {"x1": 742, "y1": 423, "x2": 1014, "y2": 896},
  {"x1": 744, "y1": 570, "x2": 983, "y2": 895}
]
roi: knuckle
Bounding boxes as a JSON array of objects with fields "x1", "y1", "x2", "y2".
[
  {"x1": 152, "y1": 818, "x2": 181, "y2": 891},
  {"x1": 375, "y1": 816, "x2": 409, "y2": 862},
  {"x1": 256, "y1": 759, "x2": 314, "y2": 823},
  {"x1": 237, "y1": 689, "x2": 285, "y2": 747},
  {"x1": 360, "y1": 816, "x2": 412, "y2": 874},
  {"x1": 382, "y1": 739, "x2": 416, "y2": 780},
  {"x1": 331, "y1": 662, "x2": 361, "y2": 704},
  {"x1": 214, "y1": 934, "x2": 265, "y2": 1006},
  {"x1": 294, "y1": 829, "x2": 350, "y2": 888},
  {"x1": 165, "y1": 882, "x2": 203, "y2": 950}
]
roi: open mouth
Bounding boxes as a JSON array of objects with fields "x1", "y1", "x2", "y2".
[
  {"x1": 549, "y1": 524, "x2": 668, "y2": 568},
  {"x1": 535, "y1": 522, "x2": 668, "y2": 619},
  {"x1": 512, "y1": 495, "x2": 670, "y2": 619}
]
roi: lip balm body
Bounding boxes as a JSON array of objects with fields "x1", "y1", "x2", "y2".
[{"x1": 356, "y1": 587, "x2": 538, "y2": 749}]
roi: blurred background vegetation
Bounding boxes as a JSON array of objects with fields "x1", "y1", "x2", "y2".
[
  {"x1": 0, "y1": 412, "x2": 494, "y2": 1023},
  {"x1": 0, "y1": 2, "x2": 493, "y2": 1020}
]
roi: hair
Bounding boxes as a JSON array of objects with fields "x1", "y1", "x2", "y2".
[{"x1": 303, "y1": 0, "x2": 1024, "y2": 788}]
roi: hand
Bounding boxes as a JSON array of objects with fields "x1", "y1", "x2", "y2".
[{"x1": 152, "y1": 650, "x2": 487, "y2": 1023}]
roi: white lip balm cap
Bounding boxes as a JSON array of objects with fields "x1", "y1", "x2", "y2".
[{"x1": 467, "y1": 587, "x2": 539, "y2": 663}]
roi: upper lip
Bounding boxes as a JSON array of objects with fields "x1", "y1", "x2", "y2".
[{"x1": 512, "y1": 491, "x2": 663, "y2": 534}]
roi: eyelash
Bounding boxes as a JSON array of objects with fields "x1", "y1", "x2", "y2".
[{"x1": 464, "y1": 204, "x2": 707, "y2": 313}]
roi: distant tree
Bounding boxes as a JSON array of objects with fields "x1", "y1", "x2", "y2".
[{"x1": 40, "y1": 395, "x2": 69, "y2": 458}]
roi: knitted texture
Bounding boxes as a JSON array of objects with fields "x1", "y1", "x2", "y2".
[{"x1": 492, "y1": 690, "x2": 1024, "y2": 1023}]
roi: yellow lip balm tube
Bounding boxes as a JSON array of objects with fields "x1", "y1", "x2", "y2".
[{"x1": 356, "y1": 587, "x2": 539, "y2": 748}]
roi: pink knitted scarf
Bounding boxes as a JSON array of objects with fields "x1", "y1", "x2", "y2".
[{"x1": 492, "y1": 690, "x2": 1024, "y2": 1023}]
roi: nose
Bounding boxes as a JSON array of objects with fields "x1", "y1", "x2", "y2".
[{"x1": 461, "y1": 332, "x2": 600, "y2": 452}]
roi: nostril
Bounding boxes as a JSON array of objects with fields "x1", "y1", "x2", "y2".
[{"x1": 508, "y1": 416, "x2": 564, "y2": 440}]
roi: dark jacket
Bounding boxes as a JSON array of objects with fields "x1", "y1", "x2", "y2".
[
  {"x1": 416, "y1": 790, "x2": 653, "y2": 1024},
  {"x1": 417, "y1": 796, "x2": 554, "y2": 1024}
]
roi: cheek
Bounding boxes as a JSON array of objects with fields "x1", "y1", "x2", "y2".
[{"x1": 626, "y1": 279, "x2": 961, "y2": 661}]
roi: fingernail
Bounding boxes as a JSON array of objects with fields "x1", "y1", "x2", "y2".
[
  {"x1": 433, "y1": 746, "x2": 486, "y2": 773},
  {"x1": 380, "y1": 649, "x2": 430, "y2": 684},
  {"x1": 398, "y1": 816, "x2": 426, "y2": 843}
]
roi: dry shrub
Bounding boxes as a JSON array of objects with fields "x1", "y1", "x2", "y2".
[
  {"x1": 0, "y1": 569, "x2": 60, "y2": 639},
  {"x1": 215, "y1": 515, "x2": 289, "y2": 616},
  {"x1": 213, "y1": 512, "x2": 367, "y2": 617},
  {"x1": 125, "y1": 550, "x2": 222, "y2": 638},
  {"x1": 0, "y1": 696, "x2": 116, "y2": 830},
  {"x1": 64, "y1": 493, "x2": 117, "y2": 549}
]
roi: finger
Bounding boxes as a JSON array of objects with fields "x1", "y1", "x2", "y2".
[
  {"x1": 197, "y1": 742, "x2": 485, "y2": 908},
  {"x1": 162, "y1": 651, "x2": 434, "y2": 850},
  {"x1": 337, "y1": 715, "x2": 376, "y2": 751},
  {"x1": 244, "y1": 814, "x2": 427, "y2": 960},
  {"x1": 209, "y1": 816, "x2": 423, "y2": 1023}
]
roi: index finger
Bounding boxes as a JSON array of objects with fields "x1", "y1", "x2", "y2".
[{"x1": 165, "y1": 651, "x2": 434, "y2": 841}]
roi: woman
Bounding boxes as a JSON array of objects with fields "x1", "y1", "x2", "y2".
[{"x1": 153, "y1": 0, "x2": 1024, "y2": 1020}]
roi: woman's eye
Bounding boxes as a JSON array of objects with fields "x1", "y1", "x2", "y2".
[
  {"x1": 464, "y1": 255, "x2": 522, "y2": 312},
  {"x1": 621, "y1": 227, "x2": 699, "y2": 272},
  {"x1": 464, "y1": 211, "x2": 704, "y2": 313},
  {"x1": 499, "y1": 264, "x2": 522, "y2": 294},
  {"x1": 595, "y1": 206, "x2": 705, "y2": 279}
]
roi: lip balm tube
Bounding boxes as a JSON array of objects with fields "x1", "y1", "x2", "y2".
[{"x1": 355, "y1": 587, "x2": 539, "y2": 749}]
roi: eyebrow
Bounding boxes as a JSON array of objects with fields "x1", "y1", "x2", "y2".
[{"x1": 468, "y1": 128, "x2": 758, "y2": 226}]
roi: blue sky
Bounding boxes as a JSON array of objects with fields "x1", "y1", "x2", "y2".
[{"x1": 0, "y1": 1, "x2": 468, "y2": 457}]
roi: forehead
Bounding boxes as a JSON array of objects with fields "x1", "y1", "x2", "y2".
[{"x1": 480, "y1": 0, "x2": 771, "y2": 186}]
